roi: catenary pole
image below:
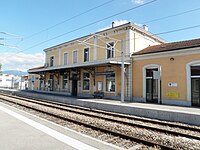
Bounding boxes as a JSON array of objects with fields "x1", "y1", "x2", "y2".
[{"x1": 121, "y1": 39, "x2": 124, "y2": 102}]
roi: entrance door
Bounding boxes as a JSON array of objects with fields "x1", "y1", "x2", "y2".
[
  {"x1": 49, "y1": 75, "x2": 54, "y2": 91},
  {"x1": 191, "y1": 78, "x2": 200, "y2": 106},
  {"x1": 72, "y1": 74, "x2": 78, "y2": 96},
  {"x1": 146, "y1": 68, "x2": 158, "y2": 103},
  {"x1": 39, "y1": 80, "x2": 43, "y2": 90},
  {"x1": 191, "y1": 66, "x2": 200, "y2": 107}
]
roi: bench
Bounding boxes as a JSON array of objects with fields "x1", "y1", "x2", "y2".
[{"x1": 93, "y1": 91, "x2": 104, "y2": 98}]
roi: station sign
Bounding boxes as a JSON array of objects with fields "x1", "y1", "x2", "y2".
[
  {"x1": 168, "y1": 83, "x2": 178, "y2": 87},
  {"x1": 95, "y1": 71, "x2": 114, "y2": 76}
]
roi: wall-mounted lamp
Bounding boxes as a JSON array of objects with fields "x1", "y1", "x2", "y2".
[{"x1": 170, "y1": 57, "x2": 174, "y2": 61}]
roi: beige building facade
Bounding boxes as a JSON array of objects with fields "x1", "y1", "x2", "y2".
[
  {"x1": 28, "y1": 22, "x2": 200, "y2": 107},
  {"x1": 132, "y1": 39, "x2": 200, "y2": 107},
  {"x1": 28, "y1": 22, "x2": 164, "y2": 100}
]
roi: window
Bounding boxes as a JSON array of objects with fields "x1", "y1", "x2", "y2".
[
  {"x1": 50, "y1": 56, "x2": 54, "y2": 67},
  {"x1": 31, "y1": 75, "x2": 35, "y2": 82},
  {"x1": 64, "y1": 53, "x2": 68, "y2": 65},
  {"x1": 106, "y1": 72, "x2": 115, "y2": 92},
  {"x1": 191, "y1": 66, "x2": 200, "y2": 76},
  {"x1": 83, "y1": 72, "x2": 90, "y2": 90},
  {"x1": 107, "y1": 42, "x2": 114, "y2": 59},
  {"x1": 62, "y1": 74, "x2": 68, "y2": 90},
  {"x1": 84, "y1": 48, "x2": 89, "y2": 62},
  {"x1": 73, "y1": 51, "x2": 78, "y2": 64},
  {"x1": 146, "y1": 68, "x2": 159, "y2": 78}
]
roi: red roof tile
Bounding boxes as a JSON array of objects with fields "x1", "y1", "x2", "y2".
[
  {"x1": 28, "y1": 66, "x2": 44, "y2": 71},
  {"x1": 133, "y1": 38, "x2": 200, "y2": 56}
]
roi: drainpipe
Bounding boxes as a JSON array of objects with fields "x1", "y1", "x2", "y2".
[
  {"x1": 131, "y1": 57, "x2": 133, "y2": 101},
  {"x1": 121, "y1": 39, "x2": 124, "y2": 103},
  {"x1": 134, "y1": 30, "x2": 136, "y2": 52}
]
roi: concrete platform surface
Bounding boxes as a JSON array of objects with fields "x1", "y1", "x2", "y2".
[{"x1": 0, "y1": 102, "x2": 121, "y2": 150}]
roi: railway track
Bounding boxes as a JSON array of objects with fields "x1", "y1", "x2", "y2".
[
  {"x1": 2, "y1": 93, "x2": 200, "y2": 133},
  {"x1": 0, "y1": 93, "x2": 200, "y2": 149}
]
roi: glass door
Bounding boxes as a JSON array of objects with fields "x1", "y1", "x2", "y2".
[
  {"x1": 191, "y1": 66, "x2": 200, "y2": 107},
  {"x1": 146, "y1": 68, "x2": 158, "y2": 103},
  {"x1": 191, "y1": 78, "x2": 200, "y2": 106},
  {"x1": 49, "y1": 75, "x2": 54, "y2": 91}
]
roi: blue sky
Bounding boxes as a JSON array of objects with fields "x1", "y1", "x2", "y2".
[{"x1": 0, "y1": 0, "x2": 200, "y2": 71}]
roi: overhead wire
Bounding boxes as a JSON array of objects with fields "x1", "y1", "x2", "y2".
[
  {"x1": 2, "y1": 0, "x2": 200, "y2": 67},
  {"x1": 0, "y1": 0, "x2": 157, "y2": 63},
  {"x1": 3, "y1": 22, "x2": 200, "y2": 69},
  {"x1": 22, "y1": 0, "x2": 115, "y2": 41},
  {"x1": 4, "y1": 22, "x2": 200, "y2": 69},
  {"x1": 0, "y1": 0, "x2": 115, "y2": 51}
]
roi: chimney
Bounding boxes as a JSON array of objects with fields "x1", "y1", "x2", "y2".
[
  {"x1": 112, "y1": 22, "x2": 115, "y2": 28},
  {"x1": 143, "y1": 24, "x2": 148, "y2": 31}
]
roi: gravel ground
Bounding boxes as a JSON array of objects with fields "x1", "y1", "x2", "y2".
[
  {"x1": 0, "y1": 100, "x2": 149, "y2": 149},
  {"x1": 1, "y1": 96, "x2": 200, "y2": 150}
]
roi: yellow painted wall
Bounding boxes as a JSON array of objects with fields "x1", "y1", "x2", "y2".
[
  {"x1": 41, "y1": 25, "x2": 163, "y2": 98},
  {"x1": 28, "y1": 74, "x2": 40, "y2": 90},
  {"x1": 45, "y1": 31, "x2": 127, "y2": 67},
  {"x1": 46, "y1": 49, "x2": 59, "y2": 66},
  {"x1": 94, "y1": 66, "x2": 127, "y2": 97},
  {"x1": 132, "y1": 53, "x2": 200, "y2": 101}
]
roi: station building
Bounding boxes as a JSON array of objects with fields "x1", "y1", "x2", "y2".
[
  {"x1": 28, "y1": 22, "x2": 165, "y2": 100},
  {"x1": 132, "y1": 38, "x2": 200, "y2": 107},
  {"x1": 28, "y1": 22, "x2": 200, "y2": 107}
]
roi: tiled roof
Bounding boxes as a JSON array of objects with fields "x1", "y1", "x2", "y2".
[
  {"x1": 28, "y1": 66, "x2": 44, "y2": 71},
  {"x1": 133, "y1": 38, "x2": 200, "y2": 56}
]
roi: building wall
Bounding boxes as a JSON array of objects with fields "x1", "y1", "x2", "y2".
[
  {"x1": 44, "y1": 27, "x2": 163, "y2": 68},
  {"x1": 28, "y1": 74, "x2": 40, "y2": 90},
  {"x1": 132, "y1": 50, "x2": 200, "y2": 105},
  {"x1": 45, "y1": 32, "x2": 128, "y2": 67},
  {"x1": 0, "y1": 74, "x2": 15, "y2": 88},
  {"x1": 29, "y1": 23, "x2": 165, "y2": 99},
  {"x1": 131, "y1": 30, "x2": 161, "y2": 53}
]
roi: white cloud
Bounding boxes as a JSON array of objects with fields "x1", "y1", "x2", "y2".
[
  {"x1": 131, "y1": 0, "x2": 144, "y2": 5},
  {"x1": 98, "y1": 20, "x2": 130, "y2": 31},
  {"x1": 98, "y1": 20, "x2": 145, "y2": 32},
  {"x1": 0, "y1": 52, "x2": 44, "y2": 72}
]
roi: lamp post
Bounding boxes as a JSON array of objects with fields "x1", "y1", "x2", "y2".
[
  {"x1": 18, "y1": 70, "x2": 22, "y2": 90},
  {"x1": 121, "y1": 39, "x2": 124, "y2": 102}
]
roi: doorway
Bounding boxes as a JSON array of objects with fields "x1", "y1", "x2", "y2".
[
  {"x1": 72, "y1": 74, "x2": 78, "y2": 96},
  {"x1": 145, "y1": 68, "x2": 159, "y2": 103},
  {"x1": 49, "y1": 75, "x2": 54, "y2": 91},
  {"x1": 191, "y1": 66, "x2": 200, "y2": 106}
]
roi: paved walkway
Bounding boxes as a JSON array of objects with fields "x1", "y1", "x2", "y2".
[{"x1": 0, "y1": 102, "x2": 121, "y2": 150}]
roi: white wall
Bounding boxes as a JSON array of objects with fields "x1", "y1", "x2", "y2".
[
  {"x1": 0, "y1": 74, "x2": 15, "y2": 88},
  {"x1": 129, "y1": 30, "x2": 162, "y2": 54}
]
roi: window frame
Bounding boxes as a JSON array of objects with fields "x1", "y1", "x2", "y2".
[
  {"x1": 82, "y1": 72, "x2": 90, "y2": 91},
  {"x1": 72, "y1": 50, "x2": 78, "y2": 64},
  {"x1": 106, "y1": 42, "x2": 114, "y2": 59},
  {"x1": 105, "y1": 72, "x2": 116, "y2": 92},
  {"x1": 83, "y1": 47, "x2": 89, "y2": 62},
  {"x1": 62, "y1": 74, "x2": 68, "y2": 91},
  {"x1": 50, "y1": 56, "x2": 54, "y2": 67},
  {"x1": 63, "y1": 52, "x2": 68, "y2": 65}
]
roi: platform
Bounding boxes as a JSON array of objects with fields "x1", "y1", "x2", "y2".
[
  {"x1": 1, "y1": 88, "x2": 200, "y2": 126},
  {"x1": 0, "y1": 101, "x2": 121, "y2": 150}
]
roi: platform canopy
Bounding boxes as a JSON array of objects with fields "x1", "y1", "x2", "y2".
[{"x1": 28, "y1": 60, "x2": 130, "y2": 74}]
